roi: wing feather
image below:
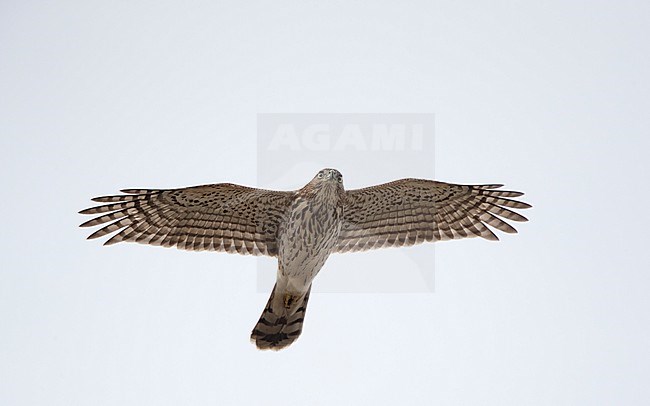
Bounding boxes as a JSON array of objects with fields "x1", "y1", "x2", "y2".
[
  {"x1": 80, "y1": 184, "x2": 294, "y2": 256},
  {"x1": 336, "y1": 179, "x2": 530, "y2": 252}
]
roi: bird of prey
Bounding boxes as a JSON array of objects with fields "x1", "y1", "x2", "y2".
[{"x1": 80, "y1": 168, "x2": 531, "y2": 350}]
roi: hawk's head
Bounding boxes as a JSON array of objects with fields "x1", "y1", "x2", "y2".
[
  {"x1": 313, "y1": 168, "x2": 343, "y2": 185},
  {"x1": 301, "y1": 168, "x2": 345, "y2": 197}
]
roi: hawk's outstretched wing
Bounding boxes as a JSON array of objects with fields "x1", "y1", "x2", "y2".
[
  {"x1": 336, "y1": 179, "x2": 531, "y2": 253},
  {"x1": 80, "y1": 184, "x2": 294, "y2": 256}
]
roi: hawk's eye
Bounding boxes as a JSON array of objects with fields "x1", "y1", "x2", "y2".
[
  {"x1": 338, "y1": 176, "x2": 343, "y2": 183},
  {"x1": 317, "y1": 173, "x2": 324, "y2": 179}
]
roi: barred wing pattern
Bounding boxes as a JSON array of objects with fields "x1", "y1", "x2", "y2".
[
  {"x1": 336, "y1": 179, "x2": 531, "y2": 253},
  {"x1": 79, "y1": 184, "x2": 294, "y2": 256}
]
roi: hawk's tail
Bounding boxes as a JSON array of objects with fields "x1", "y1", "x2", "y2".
[{"x1": 251, "y1": 284, "x2": 312, "y2": 351}]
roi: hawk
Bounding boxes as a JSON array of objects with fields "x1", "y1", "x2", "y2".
[{"x1": 80, "y1": 168, "x2": 531, "y2": 350}]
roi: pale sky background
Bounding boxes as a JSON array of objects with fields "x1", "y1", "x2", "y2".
[{"x1": 2, "y1": 1, "x2": 650, "y2": 405}]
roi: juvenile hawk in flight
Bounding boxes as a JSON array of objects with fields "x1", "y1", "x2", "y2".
[{"x1": 80, "y1": 169, "x2": 530, "y2": 350}]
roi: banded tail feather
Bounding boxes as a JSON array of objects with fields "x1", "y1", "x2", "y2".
[{"x1": 251, "y1": 284, "x2": 312, "y2": 350}]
